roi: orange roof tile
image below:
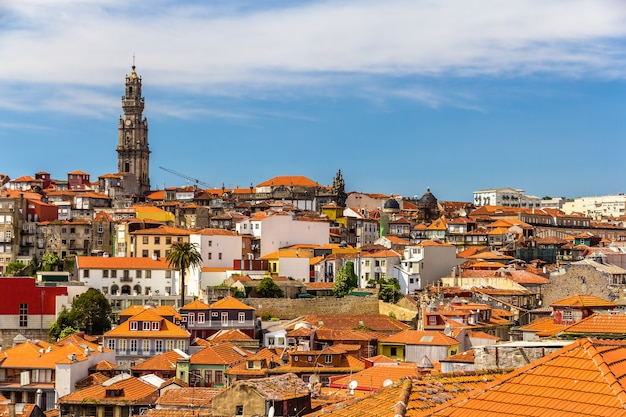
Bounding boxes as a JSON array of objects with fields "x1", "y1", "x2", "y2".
[
  {"x1": 379, "y1": 330, "x2": 459, "y2": 346},
  {"x1": 329, "y1": 363, "x2": 419, "y2": 391},
  {"x1": 550, "y1": 294, "x2": 617, "y2": 308},
  {"x1": 419, "y1": 339, "x2": 626, "y2": 416},
  {"x1": 189, "y1": 342, "x2": 250, "y2": 366},
  {"x1": 131, "y1": 350, "x2": 186, "y2": 372},
  {"x1": 180, "y1": 299, "x2": 210, "y2": 311},
  {"x1": 76, "y1": 256, "x2": 173, "y2": 270},
  {"x1": 256, "y1": 176, "x2": 321, "y2": 188},
  {"x1": 105, "y1": 309, "x2": 189, "y2": 339},
  {"x1": 209, "y1": 295, "x2": 254, "y2": 310},
  {"x1": 58, "y1": 376, "x2": 158, "y2": 405},
  {"x1": 560, "y1": 313, "x2": 626, "y2": 336}
]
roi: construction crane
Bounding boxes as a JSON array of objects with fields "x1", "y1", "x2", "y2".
[{"x1": 159, "y1": 166, "x2": 213, "y2": 189}]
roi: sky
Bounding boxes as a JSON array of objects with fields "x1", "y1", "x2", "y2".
[{"x1": 0, "y1": 0, "x2": 625, "y2": 202}]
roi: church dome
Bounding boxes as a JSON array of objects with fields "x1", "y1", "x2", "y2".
[
  {"x1": 417, "y1": 188, "x2": 437, "y2": 208},
  {"x1": 383, "y1": 198, "x2": 400, "y2": 211}
]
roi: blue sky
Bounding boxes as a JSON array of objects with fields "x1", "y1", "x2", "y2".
[{"x1": 1, "y1": 0, "x2": 625, "y2": 202}]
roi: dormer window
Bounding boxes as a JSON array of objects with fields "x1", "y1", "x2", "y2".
[
  {"x1": 325, "y1": 355, "x2": 332, "y2": 364},
  {"x1": 152, "y1": 321, "x2": 160, "y2": 331},
  {"x1": 143, "y1": 321, "x2": 150, "y2": 331},
  {"x1": 130, "y1": 321, "x2": 138, "y2": 331}
]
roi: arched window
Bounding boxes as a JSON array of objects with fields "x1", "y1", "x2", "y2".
[
  {"x1": 111, "y1": 285, "x2": 119, "y2": 295},
  {"x1": 121, "y1": 285, "x2": 131, "y2": 295},
  {"x1": 133, "y1": 285, "x2": 141, "y2": 295}
]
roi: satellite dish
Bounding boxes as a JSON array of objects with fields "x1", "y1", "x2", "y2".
[
  {"x1": 348, "y1": 380, "x2": 358, "y2": 393},
  {"x1": 383, "y1": 379, "x2": 393, "y2": 387},
  {"x1": 309, "y1": 375, "x2": 319, "y2": 384},
  {"x1": 268, "y1": 406, "x2": 275, "y2": 417}
]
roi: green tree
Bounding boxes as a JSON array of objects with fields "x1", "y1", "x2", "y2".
[
  {"x1": 256, "y1": 276, "x2": 283, "y2": 298},
  {"x1": 40, "y1": 253, "x2": 62, "y2": 271},
  {"x1": 334, "y1": 261, "x2": 358, "y2": 297},
  {"x1": 6, "y1": 261, "x2": 26, "y2": 276},
  {"x1": 49, "y1": 289, "x2": 113, "y2": 339},
  {"x1": 166, "y1": 242, "x2": 203, "y2": 308},
  {"x1": 378, "y1": 277, "x2": 402, "y2": 303}
]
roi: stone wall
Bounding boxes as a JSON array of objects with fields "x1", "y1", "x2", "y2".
[
  {"x1": 543, "y1": 264, "x2": 614, "y2": 305},
  {"x1": 474, "y1": 344, "x2": 567, "y2": 371},
  {"x1": 241, "y1": 296, "x2": 380, "y2": 320}
]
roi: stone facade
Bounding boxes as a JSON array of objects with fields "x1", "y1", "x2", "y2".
[
  {"x1": 543, "y1": 264, "x2": 614, "y2": 305},
  {"x1": 474, "y1": 342, "x2": 570, "y2": 371},
  {"x1": 241, "y1": 296, "x2": 380, "y2": 320}
]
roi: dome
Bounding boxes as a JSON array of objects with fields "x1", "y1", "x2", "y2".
[
  {"x1": 417, "y1": 187, "x2": 437, "y2": 208},
  {"x1": 383, "y1": 198, "x2": 400, "y2": 210}
]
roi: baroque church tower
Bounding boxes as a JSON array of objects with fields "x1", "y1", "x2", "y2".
[{"x1": 117, "y1": 65, "x2": 150, "y2": 196}]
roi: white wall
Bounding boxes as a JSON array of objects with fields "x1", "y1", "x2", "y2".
[{"x1": 257, "y1": 214, "x2": 329, "y2": 257}]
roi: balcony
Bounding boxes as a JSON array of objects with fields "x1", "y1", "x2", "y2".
[{"x1": 120, "y1": 277, "x2": 133, "y2": 282}]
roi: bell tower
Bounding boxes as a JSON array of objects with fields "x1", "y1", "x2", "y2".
[{"x1": 117, "y1": 65, "x2": 151, "y2": 195}]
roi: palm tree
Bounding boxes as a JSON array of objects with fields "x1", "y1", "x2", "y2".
[{"x1": 166, "y1": 242, "x2": 203, "y2": 309}]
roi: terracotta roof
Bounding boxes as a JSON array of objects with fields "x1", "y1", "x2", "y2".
[
  {"x1": 329, "y1": 363, "x2": 419, "y2": 391},
  {"x1": 129, "y1": 225, "x2": 191, "y2": 235},
  {"x1": 379, "y1": 330, "x2": 459, "y2": 346},
  {"x1": 58, "y1": 376, "x2": 158, "y2": 405},
  {"x1": 419, "y1": 338, "x2": 626, "y2": 416},
  {"x1": 227, "y1": 348, "x2": 284, "y2": 376},
  {"x1": 194, "y1": 228, "x2": 239, "y2": 236},
  {"x1": 180, "y1": 299, "x2": 210, "y2": 311},
  {"x1": 90, "y1": 360, "x2": 117, "y2": 371},
  {"x1": 76, "y1": 256, "x2": 173, "y2": 270},
  {"x1": 208, "y1": 295, "x2": 254, "y2": 310},
  {"x1": 0, "y1": 338, "x2": 105, "y2": 369},
  {"x1": 256, "y1": 176, "x2": 321, "y2": 188},
  {"x1": 118, "y1": 305, "x2": 182, "y2": 321},
  {"x1": 207, "y1": 329, "x2": 254, "y2": 342},
  {"x1": 550, "y1": 294, "x2": 617, "y2": 308},
  {"x1": 560, "y1": 313, "x2": 626, "y2": 336},
  {"x1": 104, "y1": 309, "x2": 190, "y2": 339},
  {"x1": 156, "y1": 386, "x2": 221, "y2": 408},
  {"x1": 189, "y1": 342, "x2": 250, "y2": 366},
  {"x1": 303, "y1": 314, "x2": 410, "y2": 333},
  {"x1": 131, "y1": 350, "x2": 186, "y2": 372}
]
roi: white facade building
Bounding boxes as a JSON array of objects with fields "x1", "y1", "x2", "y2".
[
  {"x1": 394, "y1": 241, "x2": 462, "y2": 293},
  {"x1": 74, "y1": 256, "x2": 181, "y2": 297},
  {"x1": 473, "y1": 187, "x2": 541, "y2": 208},
  {"x1": 189, "y1": 228, "x2": 243, "y2": 292},
  {"x1": 562, "y1": 194, "x2": 626, "y2": 219},
  {"x1": 236, "y1": 211, "x2": 330, "y2": 257}
]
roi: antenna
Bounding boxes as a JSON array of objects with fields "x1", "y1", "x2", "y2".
[
  {"x1": 308, "y1": 375, "x2": 319, "y2": 384},
  {"x1": 383, "y1": 379, "x2": 393, "y2": 387},
  {"x1": 268, "y1": 406, "x2": 275, "y2": 417}
]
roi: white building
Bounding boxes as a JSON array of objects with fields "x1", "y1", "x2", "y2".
[
  {"x1": 394, "y1": 240, "x2": 462, "y2": 293},
  {"x1": 236, "y1": 211, "x2": 330, "y2": 257},
  {"x1": 473, "y1": 187, "x2": 541, "y2": 208},
  {"x1": 562, "y1": 194, "x2": 626, "y2": 219},
  {"x1": 358, "y1": 249, "x2": 403, "y2": 288},
  {"x1": 189, "y1": 228, "x2": 243, "y2": 291},
  {"x1": 74, "y1": 256, "x2": 181, "y2": 297}
]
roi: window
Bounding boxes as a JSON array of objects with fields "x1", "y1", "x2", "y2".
[
  {"x1": 208, "y1": 240, "x2": 212, "y2": 247},
  {"x1": 154, "y1": 250, "x2": 161, "y2": 258},
  {"x1": 130, "y1": 321, "x2": 138, "y2": 331},
  {"x1": 143, "y1": 321, "x2": 150, "y2": 331},
  {"x1": 152, "y1": 321, "x2": 160, "y2": 330},
  {"x1": 236, "y1": 405, "x2": 243, "y2": 416},
  {"x1": 98, "y1": 225, "x2": 104, "y2": 233},
  {"x1": 166, "y1": 237, "x2": 172, "y2": 245},
  {"x1": 198, "y1": 313, "x2": 205, "y2": 324},
  {"x1": 208, "y1": 253, "x2": 212, "y2": 260},
  {"x1": 142, "y1": 250, "x2": 148, "y2": 257},
  {"x1": 102, "y1": 287, "x2": 108, "y2": 295},
  {"x1": 177, "y1": 340, "x2": 186, "y2": 350},
  {"x1": 145, "y1": 287, "x2": 151, "y2": 295},
  {"x1": 19, "y1": 303, "x2": 27, "y2": 327},
  {"x1": 165, "y1": 270, "x2": 171, "y2": 278},
  {"x1": 215, "y1": 370, "x2": 223, "y2": 385},
  {"x1": 390, "y1": 347, "x2": 397, "y2": 356},
  {"x1": 221, "y1": 312, "x2": 228, "y2": 326},
  {"x1": 146, "y1": 270, "x2": 151, "y2": 278},
  {"x1": 155, "y1": 340, "x2": 163, "y2": 352},
  {"x1": 97, "y1": 238, "x2": 103, "y2": 246},
  {"x1": 107, "y1": 339, "x2": 115, "y2": 350},
  {"x1": 238, "y1": 312, "x2": 245, "y2": 323},
  {"x1": 154, "y1": 236, "x2": 160, "y2": 245},
  {"x1": 130, "y1": 340, "x2": 137, "y2": 353},
  {"x1": 166, "y1": 340, "x2": 174, "y2": 351},
  {"x1": 428, "y1": 316, "x2": 437, "y2": 326},
  {"x1": 83, "y1": 270, "x2": 90, "y2": 278},
  {"x1": 103, "y1": 270, "x2": 109, "y2": 278},
  {"x1": 143, "y1": 340, "x2": 150, "y2": 353},
  {"x1": 218, "y1": 253, "x2": 222, "y2": 260},
  {"x1": 136, "y1": 270, "x2": 142, "y2": 278},
  {"x1": 325, "y1": 355, "x2": 332, "y2": 364},
  {"x1": 294, "y1": 356, "x2": 299, "y2": 362},
  {"x1": 119, "y1": 339, "x2": 127, "y2": 353},
  {"x1": 111, "y1": 270, "x2": 117, "y2": 278},
  {"x1": 188, "y1": 314, "x2": 195, "y2": 325}
]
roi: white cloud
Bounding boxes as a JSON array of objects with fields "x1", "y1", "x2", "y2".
[{"x1": 0, "y1": 0, "x2": 624, "y2": 116}]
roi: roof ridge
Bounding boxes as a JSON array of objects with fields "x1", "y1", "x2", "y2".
[{"x1": 584, "y1": 338, "x2": 626, "y2": 409}]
